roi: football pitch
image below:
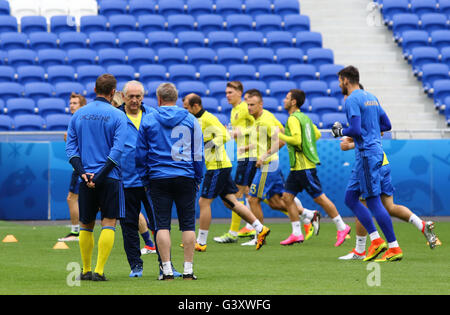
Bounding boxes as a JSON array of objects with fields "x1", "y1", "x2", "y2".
[{"x1": 1, "y1": 219, "x2": 449, "y2": 295}]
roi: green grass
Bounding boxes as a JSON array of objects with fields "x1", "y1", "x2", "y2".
[{"x1": 0, "y1": 219, "x2": 449, "y2": 295}]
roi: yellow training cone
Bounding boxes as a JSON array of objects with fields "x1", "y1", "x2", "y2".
[
  {"x1": 53, "y1": 241, "x2": 69, "y2": 249},
  {"x1": 2, "y1": 235, "x2": 18, "y2": 243}
]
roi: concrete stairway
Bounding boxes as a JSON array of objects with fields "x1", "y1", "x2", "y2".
[{"x1": 299, "y1": 0, "x2": 449, "y2": 138}]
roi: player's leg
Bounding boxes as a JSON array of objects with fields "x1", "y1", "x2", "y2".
[
  {"x1": 138, "y1": 212, "x2": 156, "y2": 254},
  {"x1": 60, "y1": 172, "x2": 81, "y2": 241},
  {"x1": 339, "y1": 217, "x2": 368, "y2": 260},
  {"x1": 196, "y1": 197, "x2": 213, "y2": 249}
]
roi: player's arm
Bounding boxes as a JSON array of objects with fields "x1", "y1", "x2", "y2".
[
  {"x1": 192, "y1": 118, "x2": 205, "y2": 188},
  {"x1": 340, "y1": 136, "x2": 355, "y2": 151},
  {"x1": 66, "y1": 115, "x2": 89, "y2": 182},
  {"x1": 259, "y1": 121, "x2": 285, "y2": 163},
  {"x1": 204, "y1": 116, "x2": 230, "y2": 150},
  {"x1": 135, "y1": 121, "x2": 151, "y2": 188},
  {"x1": 379, "y1": 106, "x2": 392, "y2": 132},
  {"x1": 278, "y1": 116, "x2": 301, "y2": 146}
]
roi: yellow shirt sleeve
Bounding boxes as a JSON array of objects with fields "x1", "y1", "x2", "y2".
[
  {"x1": 313, "y1": 123, "x2": 321, "y2": 140},
  {"x1": 278, "y1": 116, "x2": 301, "y2": 146}
]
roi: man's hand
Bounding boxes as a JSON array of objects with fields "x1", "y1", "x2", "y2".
[
  {"x1": 81, "y1": 173, "x2": 95, "y2": 189},
  {"x1": 331, "y1": 121, "x2": 343, "y2": 138},
  {"x1": 340, "y1": 136, "x2": 355, "y2": 151}
]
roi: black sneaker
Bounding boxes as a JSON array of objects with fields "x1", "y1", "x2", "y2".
[
  {"x1": 182, "y1": 273, "x2": 197, "y2": 280},
  {"x1": 158, "y1": 273, "x2": 174, "y2": 281},
  {"x1": 77, "y1": 270, "x2": 92, "y2": 281},
  {"x1": 92, "y1": 272, "x2": 108, "y2": 281}
]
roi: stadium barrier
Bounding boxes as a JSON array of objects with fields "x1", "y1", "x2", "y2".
[{"x1": 0, "y1": 131, "x2": 449, "y2": 220}]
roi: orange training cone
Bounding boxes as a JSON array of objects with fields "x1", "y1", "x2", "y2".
[
  {"x1": 53, "y1": 241, "x2": 69, "y2": 249},
  {"x1": 2, "y1": 235, "x2": 18, "y2": 243}
]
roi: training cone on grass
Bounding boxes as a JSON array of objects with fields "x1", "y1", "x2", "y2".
[
  {"x1": 2, "y1": 234, "x2": 18, "y2": 243},
  {"x1": 53, "y1": 241, "x2": 69, "y2": 250}
]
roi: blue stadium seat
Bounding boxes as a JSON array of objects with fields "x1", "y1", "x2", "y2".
[
  {"x1": 381, "y1": 0, "x2": 410, "y2": 24},
  {"x1": 273, "y1": 0, "x2": 301, "y2": 17},
  {"x1": 237, "y1": 31, "x2": 265, "y2": 51},
  {"x1": 55, "y1": 82, "x2": 85, "y2": 100},
  {"x1": 208, "y1": 80, "x2": 227, "y2": 98},
  {"x1": 143, "y1": 97, "x2": 158, "y2": 109},
  {"x1": 245, "y1": 0, "x2": 272, "y2": 17},
  {"x1": 254, "y1": 14, "x2": 283, "y2": 35},
  {"x1": 0, "y1": 82, "x2": 24, "y2": 101},
  {"x1": 196, "y1": 14, "x2": 223, "y2": 34},
  {"x1": 0, "y1": 0, "x2": 9, "y2": 15},
  {"x1": 215, "y1": 0, "x2": 242, "y2": 17},
  {"x1": 80, "y1": 15, "x2": 108, "y2": 35},
  {"x1": 14, "y1": 114, "x2": 45, "y2": 131},
  {"x1": 242, "y1": 80, "x2": 268, "y2": 95},
  {"x1": 138, "y1": 15, "x2": 165, "y2": 33},
  {"x1": 411, "y1": 46, "x2": 440, "y2": 75},
  {"x1": 229, "y1": 64, "x2": 256, "y2": 81},
  {"x1": 0, "y1": 32, "x2": 28, "y2": 50},
  {"x1": 217, "y1": 47, "x2": 245, "y2": 67},
  {"x1": 422, "y1": 63, "x2": 450, "y2": 92},
  {"x1": 16, "y1": 65, "x2": 46, "y2": 84},
  {"x1": 67, "y1": 48, "x2": 96, "y2": 67},
  {"x1": 107, "y1": 64, "x2": 136, "y2": 84},
  {"x1": 400, "y1": 30, "x2": 430, "y2": 57},
  {"x1": 129, "y1": 0, "x2": 156, "y2": 17},
  {"x1": 321, "y1": 112, "x2": 347, "y2": 129},
  {"x1": 37, "y1": 98, "x2": 67, "y2": 117},
  {"x1": 109, "y1": 14, "x2": 137, "y2": 33},
  {"x1": 98, "y1": 48, "x2": 126, "y2": 67},
  {"x1": 198, "y1": 64, "x2": 227, "y2": 83},
  {"x1": 318, "y1": 64, "x2": 344, "y2": 85},
  {"x1": 433, "y1": 79, "x2": 450, "y2": 107},
  {"x1": 430, "y1": 30, "x2": 450, "y2": 50},
  {"x1": 38, "y1": 49, "x2": 67, "y2": 68},
  {"x1": 127, "y1": 47, "x2": 156, "y2": 69},
  {"x1": 441, "y1": 47, "x2": 450, "y2": 67},
  {"x1": 167, "y1": 14, "x2": 195, "y2": 34},
  {"x1": 310, "y1": 97, "x2": 340, "y2": 115},
  {"x1": 269, "y1": 80, "x2": 296, "y2": 101},
  {"x1": 263, "y1": 97, "x2": 281, "y2": 113},
  {"x1": 89, "y1": 31, "x2": 117, "y2": 50},
  {"x1": 24, "y1": 82, "x2": 55, "y2": 102},
  {"x1": 77, "y1": 65, "x2": 106, "y2": 85},
  {"x1": 187, "y1": 0, "x2": 213, "y2": 17},
  {"x1": 226, "y1": 14, "x2": 253, "y2": 33},
  {"x1": 247, "y1": 47, "x2": 275, "y2": 67},
  {"x1": 177, "y1": 31, "x2": 206, "y2": 50},
  {"x1": 306, "y1": 48, "x2": 334, "y2": 67},
  {"x1": 148, "y1": 31, "x2": 176, "y2": 50},
  {"x1": 215, "y1": 112, "x2": 229, "y2": 126},
  {"x1": 300, "y1": 80, "x2": 329, "y2": 101},
  {"x1": 274, "y1": 112, "x2": 289, "y2": 125},
  {"x1": 0, "y1": 115, "x2": 13, "y2": 131},
  {"x1": 50, "y1": 15, "x2": 77, "y2": 34},
  {"x1": 139, "y1": 64, "x2": 167, "y2": 84},
  {"x1": 284, "y1": 14, "x2": 310, "y2": 34},
  {"x1": 276, "y1": 47, "x2": 304, "y2": 67},
  {"x1": 20, "y1": 16, "x2": 47, "y2": 34},
  {"x1": 158, "y1": 0, "x2": 185, "y2": 17},
  {"x1": 0, "y1": 66, "x2": 14, "y2": 82},
  {"x1": 266, "y1": 31, "x2": 293, "y2": 50},
  {"x1": 202, "y1": 96, "x2": 219, "y2": 113},
  {"x1": 186, "y1": 47, "x2": 216, "y2": 67},
  {"x1": 208, "y1": 31, "x2": 235, "y2": 50},
  {"x1": 118, "y1": 31, "x2": 147, "y2": 49},
  {"x1": 439, "y1": 0, "x2": 450, "y2": 15},
  {"x1": 410, "y1": 0, "x2": 438, "y2": 16},
  {"x1": 328, "y1": 80, "x2": 344, "y2": 104},
  {"x1": 98, "y1": 0, "x2": 127, "y2": 18},
  {"x1": 305, "y1": 112, "x2": 320, "y2": 126},
  {"x1": 157, "y1": 47, "x2": 186, "y2": 66},
  {"x1": 6, "y1": 98, "x2": 35, "y2": 117},
  {"x1": 7, "y1": 49, "x2": 37, "y2": 67},
  {"x1": 259, "y1": 64, "x2": 287, "y2": 82},
  {"x1": 295, "y1": 31, "x2": 322, "y2": 51},
  {"x1": 288, "y1": 64, "x2": 317, "y2": 84},
  {"x1": 391, "y1": 14, "x2": 420, "y2": 41},
  {"x1": 168, "y1": 64, "x2": 197, "y2": 83},
  {"x1": 0, "y1": 15, "x2": 17, "y2": 33},
  {"x1": 84, "y1": 82, "x2": 96, "y2": 99},
  {"x1": 59, "y1": 32, "x2": 88, "y2": 50},
  {"x1": 45, "y1": 113, "x2": 72, "y2": 131},
  {"x1": 178, "y1": 81, "x2": 208, "y2": 97},
  {"x1": 420, "y1": 13, "x2": 447, "y2": 33},
  {"x1": 29, "y1": 32, "x2": 58, "y2": 50}
]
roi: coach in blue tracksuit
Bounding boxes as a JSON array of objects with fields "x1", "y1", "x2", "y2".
[
  {"x1": 135, "y1": 82, "x2": 204, "y2": 280},
  {"x1": 118, "y1": 80, "x2": 156, "y2": 278}
]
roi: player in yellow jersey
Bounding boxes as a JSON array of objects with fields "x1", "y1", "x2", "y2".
[
  {"x1": 275, "y1": 89, "x2": 351, "y2": 246},
  {"x1": 183, "y1": 93, "x2": 270, "y2": 251}
]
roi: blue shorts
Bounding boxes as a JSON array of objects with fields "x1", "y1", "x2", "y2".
[
  {"x1": 285, "y1": 168, "x2": 323, "y2": 199},
  {"x1": 201, "y1": 168, "x2": 239, "y2": 199},
  {"x1": 346, "y1": 153, "x2": 384, "y2": 199},
  {"x1": 234, "y1": 158, "x2": 257, "y2": 187},
  {"x1": 249, "y1": 165, "x2": 285, "y2": 200},
  {"x1": 356, "y1": 164, "x2": 395, "y2": 201},
  {"x1": 69, "y1": 171, "x2": 80, "y2": 194}
]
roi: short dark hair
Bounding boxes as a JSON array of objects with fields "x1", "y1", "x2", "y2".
[
  {"x1": 188, "y1": 94, "x2": 202, "y2": 108},
  {"x1": 226, "y1": 81, "x2": 243, "y2": 93},
  {"x1": 95, "y1": 74, "x2": 117, "y2": 96},
  {"x1": 289, "y1": 89, "x2": 305, "y2": 108},
  {"x1": 338, "y1": 66, "x2": 360, "y2": 85},
  {"x1": 359, "y1": 83, "x2": 364, "y2": 90},
  {"x1": 244, "y1": 89, "x2": 262, "y2": 101}
]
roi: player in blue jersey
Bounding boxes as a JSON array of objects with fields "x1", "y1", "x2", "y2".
[
  {"x1": 66, "y1": 74, "x2": 128, "y2": 280},
  {"x1": 332, "y1": 66, "x2": 403, "y2": 262}
]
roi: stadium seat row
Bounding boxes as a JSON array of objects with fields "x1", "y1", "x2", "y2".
[
  {"x1": 397, "y1": 29, "x2": 450, "y2": 57},
  {"x1": 375, "y1": 0, "x2": 450, "y2": 24},
  {"x1": 392, "y1": 13, "x2": 450, "y2": 40}
]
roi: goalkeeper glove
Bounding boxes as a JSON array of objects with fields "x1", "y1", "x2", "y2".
[{"x1": 331, "y1": 121, "x2": 343, "y2": 138}]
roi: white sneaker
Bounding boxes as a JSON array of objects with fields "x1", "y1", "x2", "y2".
[
  {"x1": 141, "y1": 246, "x2": 156, "y2": 255},
  {"x1": 338, "y1": 249, "x2": 366, "y2": 260},
  {"x1": 58, "y1": 233, "x2": 79, "y2": 242},
  {"x1": 241, "y1": 238, "x2": 257, "y2": 246}
]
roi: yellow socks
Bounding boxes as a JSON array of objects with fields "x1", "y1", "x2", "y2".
[
  {"x1": 79, "y1": 228, "x2": 94, "y2": 273},
  {"x1": 94, "y1": 227, "x2": 115, "y2": 276},
  {"x1": 230, "y1": 210, "x2": 242, "y2": 233}
]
